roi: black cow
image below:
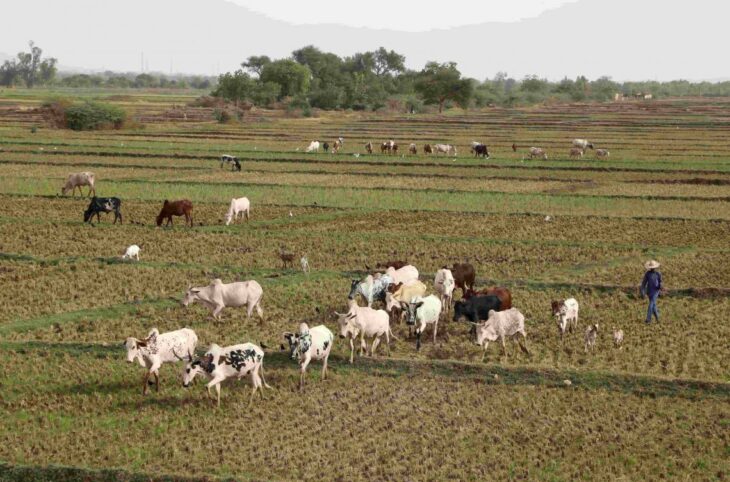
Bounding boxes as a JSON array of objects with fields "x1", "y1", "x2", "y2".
[
  {"x1": 453, "y1": 294, "x2": 502, "y2": 338},
  {"x1": 84, "y1": 197, "x2": 122, "y2": 224},
  {"x1": 231, "y1": 158, "x2": 241, "y2": 171},
  {"x1": 323, "y1": 142, "x2": 330, "y2": 152},
  {"x1": 473, "y1": 144, "x2": 490, "y2": 159}
]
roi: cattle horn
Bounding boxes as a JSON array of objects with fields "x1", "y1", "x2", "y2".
[
  {"x1": 187, "y1": 349, "x2": 194, "y2": 361},
  {"x1": 172, "y1": 349, "x2": 185, "y2": 362}
]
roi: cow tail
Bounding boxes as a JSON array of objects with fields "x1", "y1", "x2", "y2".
[
  {"x1": 388, "y1": 327, "x2": 400, "y2": 342},
  {"x1": 260, "y1": 359, "x2": 272, "y2": 389}
]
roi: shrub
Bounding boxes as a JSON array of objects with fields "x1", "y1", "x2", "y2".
[{"x1": 63, "y1": 102, "x2": 126, "y2": 130}]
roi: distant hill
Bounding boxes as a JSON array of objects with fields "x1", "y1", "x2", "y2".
[{"x1": 0, "y1": 0, "x2": 727, "y2": 80}]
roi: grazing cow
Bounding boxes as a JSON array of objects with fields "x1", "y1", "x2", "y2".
[
  {"x1": 225, "y1": 197, "x2": 250, "y2": 225},
  {"x1": 306, "y1": 141, "x2": 320, "y2": 153},
  {"x1": 473, "y1": 144, "x2": 490, "y2": 158},
  {"x1": 569, "y1": 147, "x2": 584, "y2": 158},
  {"x1": 434, "y1": 268, "x2": 455, "y2": 314},
  {"x1": 84, "y1": 197, "x2": 122, "y2": 224},
  {"x1": 423, "y1": 144, "x2": 433, "y2": 155},
  {"x1": 408, "y1": 143, "x2": 417, "y2": 155},
  {"x1": 433, "y1": 144, "x2": 457, "y2": 156},
  {"x1": 322, "y1": 142, "x2": 330, "y2": 152},
  {"x1": 404, "y1": 295, "x2": 443, "y2": 351},
  {"x1": 450, "y1": 263, "x2": 476, "y2": 296},
  {"x1": 375, "y1": 260, "x2": 407, "y2": 270},
  {"x1": 572, "y1": 139, "x2": 594, "y2": 150},
  {"x1": 585, "y1": 324, "x2": 599, "y2": 353},
  {"x1": 121, "y1": 244, "x2": 141, "y2": 261},
  {"x1": 182, "y1": 342, "x2": 270, "y2": 407},
  {"x1": 381, "y1": 140, "x2": 397, "y2": 155},
  {"x1": 336, "y1": 300, "x2": 396, "y2": 363},
  {"x1": 454, "y1": 295, "x2": 502, "y2": 339},
  {"x1": 62, "y1": 172, "x2": 96, "y2": 197},
  {"x1": 595, "y1": 149, "x2": 610, "y2": 159},
  {"x1": 385, "y1": 280, "x2": 427, "y2": 324},
  {"x1": 613, "y1": 329, "x2": 624, "y2": 348},
  {"x1": 529, "y1": 147, "x2": 548, "y2": 160},
  {"x1": 300, "y1": 255, "x2": 310, "y2": 274},
  {"x1": 551, "y1": 298, "x2": 579, "y2": 339},
  {"x1": 278, "y1": 247, "x2": 295, "y2": 269},
  {"x1": 283, "y1": 323, "x2": 334, "y2": 390},
  {"x1": 385, "y1": 265, "x2": 419, "y2": 285},
  {"x1": 348, "y1": 274, "x2": 393, "y2": 307},
  {"x1": 181, "y1": 278, "x2": 264, "y2": 321},
  {"x1": 471, "y1": 308, "x2": 529, "y2": 361},
  {"x1": 464, "y1": 287, "x2": 512, "y2": 311},
  {"x1": 124, "y1": 327, "x2": 198, "y2": 395},
  {"x1": 365, "y1": 142, "x2": 373, "y2": 154},
  {"x1": 220, "y1": 155, "x2": 240, "y2": 171},
  {"x1": 156, "y1": 199, "x2": 193, "y2": 227},
  {"x1": 332, "y1": 137, "x2": 343, "y2": 153}
]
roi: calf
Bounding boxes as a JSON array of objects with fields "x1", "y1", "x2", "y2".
[
  {"x1": 595, "y1": 149, "x2": 610, "y2": 159},
  {"x1": 569, "y1": 147, "x2": 584, "y2": 158},
  {"x1": 225, "y1": 197, "x2": 250, "y2": 225},
  {"x1": 529, "y1": 147, "x2": 548, "y2": 160},
  {"x1": 182, "y1": 342, "x2": 270, "y2": 407},
  {"x1": 278, "y1": 247, "x2": 295, "y2": 269},
  {"x1": 365, "y1": 142, "x2": 373, "y2": 154},
  {"x1": 84, "y1": 197, "x2": 122, "y2": 224},
  {"x1": 182, "y1": 278, "x2": 264, "y2": 321},
  {"x1": 423, "y1": 144, "x2": 433, "y2": 155},
  {"x1": 336, "y1": 300, "x2": 396, "y2": 363},
  {"x1": 121, "y1": 244, "x2": 141, "y2": 261},
  {"x1": 408, "y1": 143, "x2": 417, "y2": 155},
  {"x1": 613, "y1": 329, "x2": 624, "y2": 348},
  {"x1": 156, "y1": 199, "x2": 193, "y2": 227},
  {"x1": 551, "y1": 298, "x2": 579, "y2": 339},
  {"x1": 300, "y1": 255, "x2": 310, "y2": 274},
  {"x1": 124, "y1": 327, "x2": 198, "y2": 395},
  {"x1": 322, "y1": 142, "x2": 330, "y2": 152},
  {"x1": 62, "y1": 171, "x2": 96, "y2": 197},
  {"x1": 306, "y1": 141, "x2": 320, "y2": 153},
  {"x1": 434, "y1": 268, "x2": 455, "y2": 315},
  {"x1": 404, "y1": 295, "x2": 443, "y2": 351},
  {"x1": 450, "y1": 263, "x2": 475, "y2": 296},
  {"x1": 283, "y1": 323, "x2": 334, "y2": 390},
  {"x1": 585, "y1": 324, "x2": 599, "y2": 353},
  {"x1": 472, "y1": 308, "x2": 529, "y2": 361}
]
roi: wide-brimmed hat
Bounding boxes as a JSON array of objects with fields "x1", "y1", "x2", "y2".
[{"x1": 644, "y1": 260, "x2": 660, "y2": 270}]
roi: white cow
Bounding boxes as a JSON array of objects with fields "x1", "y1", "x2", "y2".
[
  {"x1": 404, "y1": 295, "x2": 443, "y2": 351},
  {"x1": 384, "y1": 280, "x2": 427, "y2": 314},
  {"x1": 336, "y1": 300, "x2": 397, "y2": 363},
  {"x1": 225, "y1": 197, "x2": 250, "y2": 225},
  {"x1": 124, "y1": 327, "x2": 198, "y2": 395},
  {"x1": 306, "y1": 141, "x2": 320, "y2": 153},
  {"x1": 61, "y1": 172, "x2": 96, "y2": 197},
  {"x1": 433, "y1": 268, "x2": 455, "y2": 314},
  {"x1": 433, "y1": 144, "x2": 457, "y2": 156},
  {"x1": 595, "y1": 149, "x2": 610, "y2": 159},
  {"x1": 472, "y1": 308, "x2": 529, "y2": 361},
  {"x1": 572, "y1": 139, "x2": 594, "y2": 150},
  {"x1": 182, "y1": 342, "x2": 270, "y2": 407},
  {"x1": 384, "y1": 265, "x2": 419, "y2": 285},
  {"x1": 181, "y1": 279, "x2": 263, "y2": 321},
  {"x1": 552, "y1": 298, "x2": 579, "y2": 339},
  {"x1": 283, "y1": 323, "x2": 334, "y2": 390},
  {"x1": 529, "y1": 147, "x2": 548, "y2": 160},
  {"x1": 121, "y1": 244, "x2": 141, "y2": 261},
  {"x1": 613, "y1": 329, "x2": 624, "y2": 348},
  {"x1": 585, "y1": 324, "x2": 599, "y2": 353}
]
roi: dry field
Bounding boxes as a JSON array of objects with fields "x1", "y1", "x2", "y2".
[{"x1": 0, "y1": 90, "x2": 728, "y2": 481}]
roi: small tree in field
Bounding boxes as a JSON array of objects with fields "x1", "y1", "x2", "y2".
[
  {"x1": 415, "y1": 62, "x2": 473, "y2": 113},
  {"x1": 0, "y1": 41, "x2": 57, "y2": 87}
]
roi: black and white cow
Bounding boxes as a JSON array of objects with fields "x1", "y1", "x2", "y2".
[
  {"x1": 84, "y1": 197, "x2": 122, "y2": 224},
  {"x1": 182, "y1": 342, "x2": 270, "y2": 407},
  {"x1": 348, "y1": 274, "x2": 393, "y2": 307},
  {"x1": 220, "y1": 154, "x2": 240, "y2": 171},
  {"x1": 283, "y1": 323, "x2": 333, "y2": 390},
  {"x1": 473, "y1": 144, "x2": 490, "y2": 158}
]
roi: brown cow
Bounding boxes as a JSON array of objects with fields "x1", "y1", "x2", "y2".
[
  {"x1": 376, "y1": 260, "x2": 408, "y2": 270},
  {"x1": 450, "y1": 263, "x2": 475, "y2": 296},
  {"x1": 424, "y1": 144, "x2": 433, "y2": 154},
  {"x1": 156, "y1": 199, "x2": 193, "y2": 227},
  {"x1": 464, "y1": 286, "x2": 512, "y2": 310}
]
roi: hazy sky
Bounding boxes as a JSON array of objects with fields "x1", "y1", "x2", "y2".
[
  {"x1": 2, "y1": 0, "x2": 728, "y2": 81},
  {"x1": 228, "y1": 0, "x2": 576, "y2": 31}
]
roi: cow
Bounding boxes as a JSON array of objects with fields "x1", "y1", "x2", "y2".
[
  {"x1": 595, "y1": 149, "x2": 610, "y2": 159},
  {"x1": 348, "y1": 274, "x2": 393, "y2": 307},
  {"x1": 181, "y1": 278, "x2": 264, "y2": 322},
  {"x1": 471, "y1": 308, "x2": 529, "y2": 361},
  {"x1": 464, "y1": 287, "x2": 512, "y2": 311},
  {"x1": 434, "y1": 268, "x2": 455, "y2": 315},
  {"x1": 423, "y1": 144, "x2": 433, "y2": 155},
  {"x1": 322, "y1": 142, "x2": 330, "y2": 153},
  {"x1": 404, "y1": 295, "x2": 443, "y2": 351},
  {"x1": 454, "y1": 294, "x2": 502, "y2": 339},
  {"x1": 572, "y1": 139, "x2": 594, "y2": 150},
  {"x1": 121, "y1": 244, "x2": 141, "y2": 261},
  {"x1": 381, "y1": 140, "x2": 397, "y2": 155},
  {"x1": 585, "y1": 324, "x2": 599, "y2": 353},
  {"x1": 613, "y1": 329, "x2": 624, "y2": 348},
  {"x1": 385, "y1": 280, "x2": 427, "y2": 324},
  {"x1": 220, "y1": 155, "x2": 240, "y2": 171},
  {"x1": 375, "y1": 260, "x2": 408, "y2": 270},
  {"x1": 384, "y1": 265, "x2": 419, "y2": 285},
  {"x1": 182, "y1": 342, "x2": 270, "y2": 407},
  {"x1": 283, "y1": 323, "x2": 334, "y2": 390},
  {"x1": 332, "y1": 137, "x2": 344, "y2": 153},
  {"x1": 84, "y1": 197, "x2": 122, "y2": 224},
  {"x1": 156, "y1": 199, "x2": 193, "y2": 227},
  {"x1": 306, "y1": 141, "x2": 320, "y2": 153},
  {"x1": 225, "y1": 197, "x2": 250, "y2": 225},
  {"x1": 62, "y1": 172, "x2": 96, "y2": 197},
  {"x1": 408, "y1": 143, "x2": 418, "y2": 155},
  {"x1": 551, "y1": 298, "x2": 579, "y2": 339},
  {"x1": 529, "y1": 147, "x2": 548, "y2": 160},
  {"x1": 124, "y1": 327, "x2": 198, "y2": 395},
  {"x1": 433, "y1": 144, "x2": 457, "y2": 156},
  {"x1": 365, "y1": 142, "x2": 373, "y2": 154},
  {"x1": 473, "y1": 144, "x2": 490, "y2": 158},
  {"x1": 450, "y1": 263, "x2": 475, "y2": 296},
  {"x1": 569, "y1": 147, "x2": 584, "y2": 158},
  {"x1": 336, "y1": 300, "x2": 397, "y2": 363}
]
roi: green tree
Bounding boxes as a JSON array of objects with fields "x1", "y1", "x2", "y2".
[
  {"x1": 213, "y1": 70, "x2": 257, "y2": 104},
  {"x1": 260, "y1": 59, "x2": 311, "y2": 99},
  {"x1": 242, "y1": 55, "x2": 271, "y2": 76},
  {"x1": 414, "y1": 62, "x2": 473, "y2": 113},
  {"x1": 0, "y1": 41, "x2": 57, "y2": 87},
  {"x1": 372, "y1": 47, "x2": 405, "y2": 77}
]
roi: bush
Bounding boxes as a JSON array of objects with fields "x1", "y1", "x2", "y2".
[{"x1": 63, "y1": 102, "x2": 126, "y2": 130}]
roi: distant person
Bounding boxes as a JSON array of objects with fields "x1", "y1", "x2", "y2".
[{"x1": 640, "y1": 260, "x2": 663, "y2": 324}]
